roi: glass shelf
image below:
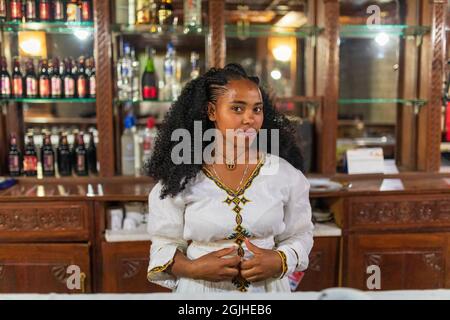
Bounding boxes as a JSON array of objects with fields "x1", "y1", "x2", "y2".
[
  {"x1": 115, "y1": 99, "x2": 173, "y2": 104},
  {"x1": 338, "y1": 98, "x2": 428, "y2": 106},
  {"x1": 1, "y1": 98, "x2": 96, "y2": 104},
  {"x1": 225, "y1": 24, "x2": 322, "y2": 38},
  {"x1": 0, "y1": 21, "x2": 94, "y2": 33},
  {"x1": 111, "y1": 24, "x2": 206, "y2": 36},
  {"x1": 340, "y1": 25, "x2": 430, "y2": 38}
]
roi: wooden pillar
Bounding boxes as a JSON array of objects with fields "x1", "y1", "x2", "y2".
[
  {"x1": 417, "y1": 0, "x2": 446, "y2": 171},
  {"x1": 315, "y1": 0, "x2": 339, "y2": 174},
  {"x1": 208, "y1": 0, "x2": 225, "y2": 68},
  {"x1": 94, "y1": 0, "x2": 115, "y2": 177}
]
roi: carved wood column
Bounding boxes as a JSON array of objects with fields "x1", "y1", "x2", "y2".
[
  {"x1": 315, "y1": 0, "x2": 339, "y2": 174},
  {"x1": 94, "y1": 0, "x2": 115, "y2": 177},
  {"x1": 208, "y1": 0, "x2": 225, "y2": 68},
  {"x1": 417, "y1": 0, "x2": 446, "y2": 171}
]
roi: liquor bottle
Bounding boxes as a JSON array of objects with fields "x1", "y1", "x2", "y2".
[
  {"x1": 121, "y1": 115, "x2": 135, "y2": 175},
  {"x1": 163, "y1": 42, "x2": 177, "y2": 101},
  {"x1": 57, "y1": 132, "x2": 72, "y2": 176},
  {"x1": 25, "y1": 0, "x2": 37, "y2": 22},
  {"x1": 25, "y1": 59, "x2": 38, "y2": 98},
  {"x1": 117, "y1": 43, "x2": 132, "y2": 100},
  {"x1": 142, "y1": 117, "x2": 156, "y2": 165},
  {"x1": 38, "y1": 59, "x2": 50, "y2": 98},
  {"x1": 50, "y1": 57, "x2": 63, "y2": 98},
  {"x1": 10, "y1": 0, "x2": 23, "y2": 22},
  {"x1": 12, "y1": 58, "x2": 23, "y2": 98},
  {"x1": 131, "y1": 48, "x2": 140, "y2": 101},
  {"x1": 87, "y1": 131, "x2": 97, "y2": 174},
  {"x1": 74, "y1": 132, "x2": 88, "y2": 176},
  {"x1": 76, "y1": 56, "x2": 88, "y2": 98},
  {"x1": 63, "y1": 59, "x2": 75, "y2": 98},
  {"x1": 136, "y1": 0, "x2": 150, "y2": 24},
  {"x1": 0, "y1": 56, "x2": 11, "y2": 98},
  {"x1": 8, "y1": 133, "x2": 22, "y2": 177},
  {"x1": 183, "y1": 0, "x2": 201, "y2": 31},
  {"x1": 81, "y1": 0, "x2": 92, "y2": 22},
  {"x1": 39, "y1": 0, "x2": 51, "y2": 21},
  {"x1": 190, "y1": 51, "x2": 200, "y2": 80},
  {"x1": 86, "y1": 57, "x2": 96, "y2": 98},
  {"x1": 0, "y1": 0, "x2": 6, "y2": 22},
  {"x1": 41, "y1": 132, "x2": 55, "y2": 176},
  {"x1": 158, "y1": 0, "x2": 174, "y2": 26},
  {"x1": 53, "y1": 0, "x2": 65, "y2": 21},
  {"x1": 141, "y1": 47, "x2": 158, "y2": 100},
  {"x1": 71, "y1": 129, "x2": 79, "y2": 170},
  {"x1": 66, "y1": 0, "x2": 79, "y2": 22},
  {"x1": 23, "y1": 133, "x2": 38, "y2": 177}
]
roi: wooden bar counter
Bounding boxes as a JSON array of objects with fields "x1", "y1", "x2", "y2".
[{"x1": 1, "y1": 175, "x2": 450, "y2": 293}]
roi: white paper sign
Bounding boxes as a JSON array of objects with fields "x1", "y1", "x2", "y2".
[{"x1": 346, "y1": 148, "x2": 384, "y2": 174}]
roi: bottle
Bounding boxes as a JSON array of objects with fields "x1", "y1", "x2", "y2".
[
  {"x1": 163, "y1": 42, "x2": 177, "y2": 101},
  {"x1": 41, "y1": 132, "x2": 55, "y2": 176},
  {"x1": 53, "y1": 0, "x2": 65, "y2": 21},
  {"x1": 71, "y1": 129, "x2": 79, "y2": 169},
  {"x1": 74, "y1": 132, "x2": 88, "y2": 176},
  {"x1": 183, "y1": 0, "x2": 201, "y2": 31},
  {"x1": 128, "y1": 0, "x2": 136, "y2": 25},
  {"x1": 63, "y1": 58, "x2": 75, "y2": 98},
  {"x1": 142, "y1": 47, "x2": 158, "y2": 100},
  {"x1": 39, "y1": 0, "x2": 51, "y2": 21},
  {"x1": 25, "y1": 0, "x2": 37, "y2": 21},
  {"x1": 10, "y1": 0, "x2": 23, "y2": 22},
  {"x1": 81, "y1": 0, "x2": 92, "y2": 22},
  {"x1": 87, "y1": 57, "x2": 96, "y2": 98},
  {"x1": 190, "y1": 51, "x2": 200, "y2": 80},
  {"x1": 8, "y1": 134, "x2": 22, "y2": 177},
  {"x1": 25, "y1": 59, "x2": 38, "y2": 98},
  {"x1": 131, "y1": 48, "x2": 140, "y2": 101},
  {"x1": 66, "y1": 0, "x2": 79, "y2": 22},
  {"x1": 77, "y1": 56, "x2": 88, "y2": 98},
  {"x1": 38, "y1": 59, "x2": 50, "y2": 98},
  {"x1": 136, "y1": 0, "x2": 150, "y2": 24},
  {"x1": 12, "y1": 58, "x2": 23, "y2": 98},
  {"x1": 0, "y1": 0, "x2": 6, "y2": 22},
  {"x1": 87, "y1": 131, "x2": 97, "y2": 174},
  {"x1": 23, "y1": 133, "x2": 38, "y2": 177},
  {"x1": 57, "y1": 132, "x2": 72, "y2": 176},
  {"x1": 50, "y1": 57, "x2": 63, "y2": 98},
  {"x1": 117, "y1": 43, "x2": 132, "y2": 100},
  {"x1": 121, "y1": 115, "x2": 135, "y2": 175},
  {"x1": 131, "y1": 117, "x2": 142, "y2": 175},
  {"x1": 0, "y1": 56, "x2": 11, "y2": 98},
  {"x1": 158, "y1": 0, "x2": 174, "y2": 27},
  {"x1": 142, "y1": 117, "x2": 156, "y2": 166}
]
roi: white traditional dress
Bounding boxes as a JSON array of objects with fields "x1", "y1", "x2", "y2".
[{"x1": 146, "y1": 153, "x2": 314, "y2": 293}]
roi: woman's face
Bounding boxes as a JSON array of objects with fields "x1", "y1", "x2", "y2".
[{"x1": 207, "y1": 79, "x2": 264, "y2": 148}]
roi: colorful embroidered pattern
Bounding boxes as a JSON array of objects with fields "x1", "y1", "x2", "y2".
[{"x1": 202, "y1": 155, "x2": 265, "y2": 292}]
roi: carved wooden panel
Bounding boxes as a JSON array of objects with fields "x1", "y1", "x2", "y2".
[
  {"x1": 0, "y1": 202, "x2": 90, "y2": 241},
  {"x1": 0, "y1": 243, "x2": 91, "y2": 293},
  {"x1": 297, "y1": 237, "x2": 340, "y2": 291},
  {"x1": 347, "y1": 195, "x2": 450, "y2": 231},
  {"x1": 101, "y1": 241, "x2": 170, "y2": 293},
  {"x1": 344, "y1": 233, "x2": 448, "y2": 290}
]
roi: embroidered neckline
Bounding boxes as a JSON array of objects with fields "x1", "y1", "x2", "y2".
[{"x1": 202, "y1": 154, "x2": 265, "y2": 197}]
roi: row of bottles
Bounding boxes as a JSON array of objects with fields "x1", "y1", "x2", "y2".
[
  {"x1": 121, "y1": 115, "x2": 157, "y2": 176},
  {"x1": 0, "y1": 0, "x2": 93, "y2": 23},
  {"x1": 116, "y1": 0, "x2": 202, "y2": 32},
  {"x1": 116, "y1": 42, "x2": 200, "y2": 102},
  {"x1": 8, "y1": 129, "x2": 97, "y2": 177},
  {"x1": 0, "y1": 55, "x2": 96, "y2": 99}
]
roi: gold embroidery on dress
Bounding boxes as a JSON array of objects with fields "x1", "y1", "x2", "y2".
[
  {"x1": 202, "y1": 155, "x2": 265, "y2": 292},
  {"x1": 147, "y1": 258, "x2": 174, "y2": 281}
]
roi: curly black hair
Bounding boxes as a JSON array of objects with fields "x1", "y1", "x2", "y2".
[{"x1": 144, "y1": 63, "x2": 303, "y2": 199}]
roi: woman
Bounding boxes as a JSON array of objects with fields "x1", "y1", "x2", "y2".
[{"x1": 145, "y1": 63, "x2": 313, "y2": 292}]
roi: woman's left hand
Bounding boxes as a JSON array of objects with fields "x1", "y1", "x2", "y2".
[{"x1": 240, "y1": 238, "x2": 283, "y2": 283}]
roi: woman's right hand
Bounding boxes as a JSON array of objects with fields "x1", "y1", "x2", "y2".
[{"x1": 189, "y1": 247, "x2": 241, "y2": 282}]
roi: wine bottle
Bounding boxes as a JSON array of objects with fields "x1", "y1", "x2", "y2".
[
  {"x1": 10, "y1": 0, "x2": 23, "y2": 22},
  {"x1": 75, "y1": 132, "x2": 88, "y2": 176},
  {"x1": 41, "y1": 132, "x2": 55, "y2": 176},
  {"x1": 86, "y1": 57, "x2": 96, "y2": 98},
  {"x1": 141, "y1": 47, "x2": 158, "y2": 100},
  {"x1": 39, "y1": 0, "x2": 51, "y2": 21},
  {"x1": 8, "y1": 133, "x2": 22, "y2": 177},
  {"x1": 63, "y1": 58, "x2": 75, "y2": 98},
  {"x1": 38, "y1": 59, "x2": 50, "y2": 98},
  {"x1": 0, "y1": 56, "x2": 11, "y2": 98},
  {"x1": 57, "y1": 132, "x2": 72, "y2": 176},
  {"x1": 23, "y1": 133, "x2": 38, "y2": 177},
  {"x1": 12, "y1": 58, "x2": 24, "y2": 98},
  {"x1": 50, "y1": 57, "x2": 63, "y2": 98},
  {"x1": 25, "y1": 59, "x2": 38, "y2": 98},
  {"x1": 87, "y1": 131, "x2": 97, "y2": 174},
  {"x1": 0, "y1": 0, "x2": 7, "y2": 22},
  {"x1": 53, "y1": 0, "x2": 65, "y2": 21},
  {"x1": 76, "y1": 56, "x2": 88, "y2": 98},
  {"x1": 25, "y1": 0, "x2": 37, "y2": 22},
  {"x1": 81, "y1": 0, "x2": 92, "y2": 22}
]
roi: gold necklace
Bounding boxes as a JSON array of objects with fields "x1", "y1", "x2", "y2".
[{"x1": 211, "y1": 162, "x2": 250, "y2": 192}]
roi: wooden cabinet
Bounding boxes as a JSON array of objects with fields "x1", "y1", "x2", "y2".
[
  {"x1": 297, "y1": 237, "x2": 340, "y2": 291},
  {"x1": 101, "y1": 241, "x2": 170, "y2": 293},
  {"x1": 0, "y1": 243, "x2": 91, "y2": 293},
  {"x1": 343, "y1": 233, "x2": 450, "y2": 290}
]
